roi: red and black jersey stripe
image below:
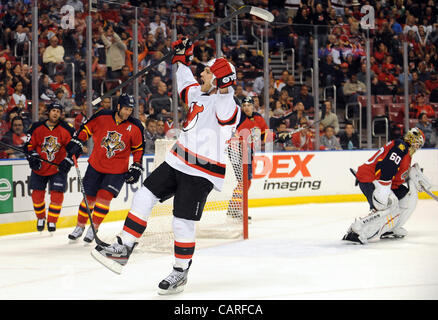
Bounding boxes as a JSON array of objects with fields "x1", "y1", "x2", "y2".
[
  {"x1": 217, "y1": 106, "x2": 239, "y2": 126},
  {"x1": 171, "y1": 142, "x2": 226, "y2": 178},
  {"x1": 180, "y1": 83, "x2": 200, "y2": 105}
]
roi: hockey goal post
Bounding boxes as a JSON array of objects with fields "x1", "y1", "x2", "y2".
[{"x1": 135, "y1": 137, "x2": 249, "y2": 253}]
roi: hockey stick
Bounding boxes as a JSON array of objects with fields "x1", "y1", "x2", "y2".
[
  {"x1": 350, "y1": 168, "x2": 359, "y2": 186},
  {"x1": 91, "y1": 6, "x2": 274, "y2": 106},
  {"x1": 0, "y1": 140, "x2": 59, "y2": 167},
  {"x1": 420, "y1": 182, "x2": 438, "y2": 202},
  {"x1": 71, "y1": 155, "x2": 110, "y2": 247},
  {"x1": 274, "y1": 118, "x2": 324, "y2": 143}
]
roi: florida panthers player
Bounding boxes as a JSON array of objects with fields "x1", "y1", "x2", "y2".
[
  {"x1": 91, "y1": 37, "x2": 240, "y2": 295},
  {"x1": 59, "y1": 93, "x2": 145, "y2": 243},
  {"x1": 343, "y1": 127, "x2": 430, "y2": 244},
  {"x1": 25, "y1": 102, "x2": 75, "y2": 232}
]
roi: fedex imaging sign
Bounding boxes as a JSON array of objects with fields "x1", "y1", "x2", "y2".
[{"x1": 252, "y1": 153, "x2": 322, "y2": 194}]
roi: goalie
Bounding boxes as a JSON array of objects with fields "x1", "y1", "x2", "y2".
[{"x1": 343, "y1": 127, "x2": 431, "y2": 244}]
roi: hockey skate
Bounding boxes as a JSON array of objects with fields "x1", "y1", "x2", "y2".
[
  {"x1": 47, "y1": 222, "x2": 56, "y2": 233},
  {"x1": 381, "y1": 227, "x2": 408, "y2": 239},
  {"x1": 83, "y1": 225, "x2": 97, "y2": 243},
  {"x1": 158, "y1": 260, "x2": 192, "y2": 295},
  {"x1": 91, "y1": 236, "x2": 137, "y2": 274},
  {"x1": 342, "y1": 219, "x2": 367, "y2": 245},
  {"x1": 68, "y1": 225, "x2": 85, "y2": 241},
  {"x1": 37, "y1": 219, "x2": 45, "y2": 232}
]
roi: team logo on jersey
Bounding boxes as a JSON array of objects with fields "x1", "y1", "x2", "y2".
[
  {"x1": 182, "y1": 102, "x2": 204, "y2": 132},
  {"x1": 41, "y1": 136, "x2": 61, "y2": 162},
  {"x1": 101, "y1": 131, "x2": 125, "y2": 158}
]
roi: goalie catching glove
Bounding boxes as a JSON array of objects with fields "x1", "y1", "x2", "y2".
[
  {"x1": 171, "y1": 37, "x2": 194, "y2": 66},
  {"x1": 26, "y1": 151, "x2": 42, "y2": 171},
  {"x1": 124, "y1": 162, "x2": 143, "y2": 184}
]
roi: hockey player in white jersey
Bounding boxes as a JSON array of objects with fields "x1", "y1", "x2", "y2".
[{"x1": 91, "y1": 37, "x2": 241, "y2": 294}]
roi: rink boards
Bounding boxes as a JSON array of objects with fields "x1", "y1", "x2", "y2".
[{"x1": 1, "y1": 149, "x2": 437, "y2": 236}]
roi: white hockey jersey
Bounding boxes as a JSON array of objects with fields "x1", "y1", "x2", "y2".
[{"x1": 165, "y1": 64, "x2": 240, "y2": 191}]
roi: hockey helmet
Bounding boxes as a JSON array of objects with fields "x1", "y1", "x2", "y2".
[
  {"x1": 117, "y1": 93, "x2": 135, "y2": 109},
  {"x1": 242, "y1": 96, "x2": 254, "y2": 105},
  {"x1": 47, "y1": 102, "x2": 64, "y2": 112},
  {"x1": 404, "y1": 127, "x2": 425, "y2": 152}
]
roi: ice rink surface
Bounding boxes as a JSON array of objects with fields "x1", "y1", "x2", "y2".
[{"x1": 1, "y1": 200, "x2": 438, "y2": 300}]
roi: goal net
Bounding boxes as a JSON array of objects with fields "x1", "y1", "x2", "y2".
[{"x1": 135, "y1": 137, "x2": 249, "y2": 253}]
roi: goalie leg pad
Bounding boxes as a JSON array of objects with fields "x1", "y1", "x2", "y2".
[
  {"x1": 394, "y1": 179, "x2": 419, "y2": 230},
  {"x1": 350, "y1": 193, "x2": 401, "y2": 243}
]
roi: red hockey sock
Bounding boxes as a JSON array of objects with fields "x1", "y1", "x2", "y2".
[
  {"x1": 47, "y1": 191, "x2": 64, "y2": 224},
  {"x1": 77, "y1": 196, "x2": 96, "y2": 227},
  {"x1": 32, "y1": 190, "x2": 46, "y2": 220},
  {"x1": 91, "y1": 190, "x2": 113, "y2": 228}
]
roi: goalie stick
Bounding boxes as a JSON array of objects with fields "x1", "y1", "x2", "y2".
[
  {"x1": 91, "y1": 6, "x2": 274, "y2": 106},
  {"x1": 420, "y1": 182, "x2": 438, "y2": 202}
]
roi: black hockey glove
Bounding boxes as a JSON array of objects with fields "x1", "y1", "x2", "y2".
[
  {"x1": 124, "y1": 162, "x2": 143, "y2": 184},
  {"x1": 26, "y1": 151, "x2": 42, "y2": 171},
  {"x1": 276, "y1": 131, "x2": 291, "y2": 143},
  {"x1": 58, "y1": 157, "x2": 74, "y2": 174},
  {"x1": 65, "y1": 138, "x2": 84, "y2": 158}
]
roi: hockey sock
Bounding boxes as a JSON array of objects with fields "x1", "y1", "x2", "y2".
[
  {"x1": 32, "y1": 190, "x2": 46, "y2": 220},
  {"x1": 91, "y1": 189, "x2": 113, "y2": 228},
  {"x1": 122, "y1": 212, "x2": 147, "y2": 248},
  {"x1": 120, "y1": 186, "x2": 158, "y2": 247},
  {"x1": 173, "y1": 217, "x2": 196, "y2": 269},
  {"x1": 77, "y1": 195, "x2": 96, "y2": 226},
  {"x1": 47, "y1": 191, "x2": 64, "y2": 224}
]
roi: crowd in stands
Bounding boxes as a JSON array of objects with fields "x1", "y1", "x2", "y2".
[{"x1": 0, "y1": 0, "x2": 437, "y2": 159}]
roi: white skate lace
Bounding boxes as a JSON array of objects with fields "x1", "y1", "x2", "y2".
[
  {"x1": 164, "y1": 269, "x2": 184, "y2": 285},
  {"x1": 107, "y1": 243, "x2": 127, "y2": 255},
  {"x1": 71, "y1": 226, "x2": 84, "y2": 236}
]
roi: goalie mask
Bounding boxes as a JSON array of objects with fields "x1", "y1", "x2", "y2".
[{"x1": 404, "y1": 127, "x2": 425, "y2": 155}]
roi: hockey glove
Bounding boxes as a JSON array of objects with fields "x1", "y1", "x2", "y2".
[
  {"x1": 277, "y1": 131, "x2": 291, "y2": 143},
  {"x1": 26, "y1": 151, "x2": 42, "y2": 171},
  {"x1": 124, "y1": 162, "x2": 143, "y2": 184},
  {"x1": 58, "y1": 157, "x2": 74, "y2": 174},
  {"x1": 66, "y1": 138, "x2": 84, "y2": 158},
  {"x1": 171, "y1": 37, "x2": 194, "y2": 66},
  {"x1": 210, "y1": 58, "x2": 236, "y2": 89}
]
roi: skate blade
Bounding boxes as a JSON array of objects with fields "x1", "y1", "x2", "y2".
[
  {"x1": 157, "y1": 286, "x2": 185, "y2": 295},
  {"x1": 90, "y1": 248, "x2": 123, "y2": 275}
]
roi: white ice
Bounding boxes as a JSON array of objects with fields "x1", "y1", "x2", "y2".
[{"x1": 1, "y1": 200, "x2": 438, "y2": 300}]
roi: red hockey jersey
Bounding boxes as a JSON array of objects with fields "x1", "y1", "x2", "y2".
[
  {"x1": 236, "y1": 111, "x2": 271, "y2": 149},
  {"x1": 76, "y1": 110, "x2": 145, "y2": 174},
  {"x1": 26, "y1": 120, "x2": 75, "y2": 176},
  {"x1": 356, "y1": 139, "x2": 411, "y2": 189}
]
